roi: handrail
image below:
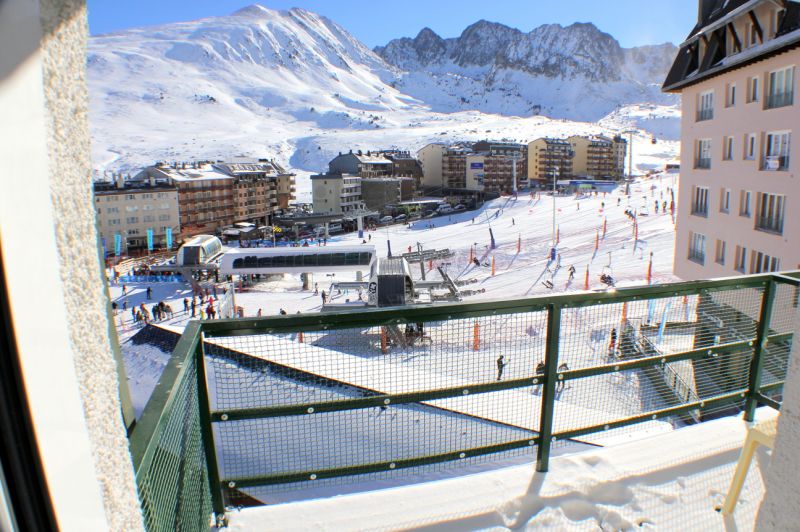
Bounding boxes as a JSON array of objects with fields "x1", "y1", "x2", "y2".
[{"x1": 130, "y1": 271, "x2": 799, "y2": 528}]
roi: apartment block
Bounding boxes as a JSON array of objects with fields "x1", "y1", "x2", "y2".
[
  {"x1": 311, "y1": 173, "x2": 365, "y2": 214},
  {"x1": 663, "y1": 0, "x2": 800, "y2": 279},
  {"x1": 527, "y1": 138, "x2": 575, "y2": 184},
  {"x1": 360, "y1": 177, "x2": 415, "y2": 212},
  {"x1": 139, "y1": 159, "x2": 295, "y2": 237},
  {"x1": 329, "y1": 151, "x2": 393, "y2": 177},
  {"x1": 417, "y1": 143, "x2": 446, "y2": 192},
  {"x1": 568, "y1": 135, "x2": 627, "y2": 180},
  {"x1": 440, "y1": 142, "x2": 526, "y2": 194},
  {"x1": 93, "y1": 174, "x2": 180, "y2": 253}
]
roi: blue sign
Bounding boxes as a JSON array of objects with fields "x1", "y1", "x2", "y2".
[
  {"x1": 470, "y1": 162, "x2": 484, "y2": 169},
  {"x1": 147, "y1": 228, "x2": 154, "y2": 251},
  {"x1": 166, "y1": 227, "x2": 173, "y2": 250},
  {"x1": 114, "y1": 234, "x2": 122, "y2": 256}
]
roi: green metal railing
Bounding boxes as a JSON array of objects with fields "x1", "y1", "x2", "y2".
[{"x1": 129, "y1": 271, "x2": 800, "y2": 529}]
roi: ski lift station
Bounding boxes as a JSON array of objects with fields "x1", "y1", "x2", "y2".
[
  {"x1": 174, "y1": 234, "x2": 224, "y2": 267},
  {"x1": 218, "y1": 245, "x2": 376, "y2": 274}
]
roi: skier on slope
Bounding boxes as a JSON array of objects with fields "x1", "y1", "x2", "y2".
[
  {"x1": 556, "y1": 363, "x2": 570, "y2": 392},
  {"x1": 496, "y1": 355, "x2": 508, "y2": 381},
  {"x1": 609, "y1": 328, "x2": 618, "y2": 356}
]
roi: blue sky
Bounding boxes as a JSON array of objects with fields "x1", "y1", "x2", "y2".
[{"x1": 87, "y1": 0, "x2": 697, "y2": 48}]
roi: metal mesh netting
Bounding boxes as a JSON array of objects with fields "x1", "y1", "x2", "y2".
[
  {"x1": 552, "y1": 286, "x2": 764, "y2": 444},
  {"x1": 202, "y1": 311, "x2": 548, "y2": 504},
  {"x1": 760, "y1": 282, "x2": 799, "y2": 389},
  {"x1": 136, "y1": 352, "x2": 213, "y2": 532}
]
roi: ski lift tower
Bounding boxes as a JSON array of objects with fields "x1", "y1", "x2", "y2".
[{"x1": 622, "y1": 129, "x2": 637, "y2": 196}]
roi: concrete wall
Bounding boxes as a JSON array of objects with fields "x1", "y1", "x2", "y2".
[
  {"x1": 673, "y1": 47, "x2": 800, "y2": 280},
  {"x1": 0, "y1": 0, "x2": 143, "y2": 528}
]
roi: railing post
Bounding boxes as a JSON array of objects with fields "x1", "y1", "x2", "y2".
[
  {"x1": 196, "y1": 331, "x2": 226, "y2": 525},
  {"x1": 744, "y1": 280, "x2": 776, "y2": 421},
  {"x1": 536, "y1": 303, "x2": 561, "y2": 472}
]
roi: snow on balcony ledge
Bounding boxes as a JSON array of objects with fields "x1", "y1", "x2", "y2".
[{"x1": 222, "y1": 407, "x2": 778, "y2": 531}]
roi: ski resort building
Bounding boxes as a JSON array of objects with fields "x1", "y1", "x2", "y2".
[
  {"x1": 439, "y1": 141, "x2": 526, "y2": 195},
  {"x1": 311, "y1": 172, "x2": 366, "y2": 214},
  {"x1": 360, "y1": 177, "x2": 415, "y2": 212},
  {"x1": 527, "y1": 137, "x2": 575, "y2": 185},
  {"x1": 568, "y1": 134, "x2": 627, "y2": 180},
  {"x1": 93, "y1": 174, "x2": 180, "y2": 253},
  {"x1": 417, "y1": 143, "x2": 447, "y2": 192},
  {"x1": 328, "y1": 151, "x2": 393, "y2": 177},
  {"x1": 137, "y1": 159, "x2": 295, "y2": 238},
  {"x1": 664, "y1": 0, "x2": 800, "y2": 280}
]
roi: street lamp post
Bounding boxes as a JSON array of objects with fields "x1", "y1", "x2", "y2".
[{"x1": 622, "y1": 129, "x2": 637, "y2": 196}]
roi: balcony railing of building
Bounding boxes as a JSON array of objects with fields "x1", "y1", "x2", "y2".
[
  {"x1": 755, "y1": 215, "x2": 785, "y2": 235},
  {"x1": 695, "y1": 158, "x2": 712, "y2": 169},
  {"x1": 696, "y1": 108, "x2": 714, "y2": 121},
  {"x1": 761, "y1": 155, "x2": 790, "y2": 171},
  {"x1": 129, "y1": 272, "x2": 799, "y2": 530},
  {"x1": 765, "y1": 91, "x2": 794, "y2": 109}
]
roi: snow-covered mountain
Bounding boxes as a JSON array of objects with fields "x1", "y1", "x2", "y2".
[
  {"x1": 374, "y1": 21, "x2": 679, "y2": 121},
  {"x1": 87, "y1": 4, "x2": 679, "y2": 189}
]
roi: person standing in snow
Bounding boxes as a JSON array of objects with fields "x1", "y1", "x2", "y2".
[
  {"x1": 191, "y1": 298, "x2": 196, "y2": 318},
  {"x1": 146, "y1": 286, "x2": 152, "y2": 300},
  {"x1": 122, "y1": 284, "x2": 127, "y2": 296},
  {"x1": 183, "y1": 298, "x2": 189, "y2": 314},
  {"x1": 321, "y1": 290, "x2": 327, "y2": 304},
  {"x1": 496, "y1": 355, "x2": 508, "y2": 381},
  {"x1": 556, "y1": 363, "x2": 570, "y2": 392},
  {"x1": 568, "y1": 265, "x2": 576, "y2": 280},
  {"x1": 609, "y1": 328, "x2": 618, "y2": 355}
]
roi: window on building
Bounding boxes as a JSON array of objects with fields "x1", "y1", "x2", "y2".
[
  {"x1": 158, "y1": 214, "x2": 170, "y2": 221},
  {"x1": 108, "y1": 219, "x2": 120, "y2": 226},
  {"x1": 125, "y1": 194, "x2": 135, "y2": 200},
  {"x1": 715, "y1": 239, "x2": 726, "y2": 265},
  {"x1": 723, "y1": 136, "x2": 734, "y2": 160},
  {"x1": 755, "y1": 192, "x2": 786, "y2": 234},
  {"x1": 126, "y1": 216, "x2": 139, "y2": 224},
  {"x1": 691, "y1": 186, "x2": 709, "y2": 216},
  {"x1": 735, "y1": 245, "x2": 748, "y2": 272},
  {"x1": 740, "y1": 190, "x2": 752, "y2": 217},
  {"x1": 695, "y1": 139, "x2": 712, "y2": 168},
  {"x1": 143, "y1": 215, "x2": 155, "y2": 223},
  {"x1": 766, "y1": 66, "x2": 794, "y2": 108},
  {"x1": 747, "y1": 76, "x2": 760, "y2": 103},
  {"x1": 747, "y1": 23, "x2": 759, "y2": 47},
  {"x1": 744, "y1": 133, "x2": 757, "y2": 160},
  {"x1": 726, "y1": 83, "x2": 736, "y2": 107},
  {"x1": 160, "y1": 203, "x2": 170, "y2": 209},
  {"x1": 750, "y1": 251, "x2": 780, "y2": 273},
  {"x1": 763, "y1": 131, "x2": 791, "y2": 170},
  {"x1": 697, "y1": 91, "x2": 714, "y2": 121},
  {"x1": 106, "y1": 207, "x2": 119, "y2": 214},
  {"x1": 688, "y1": 232, "x2": 706, "y2": 264},
  {"x1": 720, "y1": 188, "x2": 731, "y2": 213}
]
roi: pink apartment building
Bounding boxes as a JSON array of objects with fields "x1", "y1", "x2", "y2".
[{"x1": 664, "y1": 0, "x2": 799, "y2": 279}]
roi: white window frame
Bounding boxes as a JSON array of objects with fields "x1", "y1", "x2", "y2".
[
  {"x1": 696, "y1": 139, "x2": 712, "y2": 168},
  {"x1": 763, "y1": 130, "x2": 791, "y2": 170},
  {"x1": 748, "y1": 76, "x2": 760, "y2": 103},
  {"x1": 740, "y1": 190, "x2": 752, "y2": 217},
  {"x1": 692, "y1": 186, "x2": 709, "y2": 216},
  {"x1": 745, "y1": 133, "x2": 757, "y2": 160},
  {"x1": 766, "y1": 66, "x2": 794, "y2": 108},
  {"x1": 755, "y1": 192, "x2": 786, "y2": 234},
  {"x1": 726, "y1": 83, "x2": 736, "y2": 107},
  {"x1": 735, "y1": 245, "x2": 748, "y2": 272},
  {"x1": 688, "y1": 232, "x2": 706, "y2": 264},
  {"x1": 715, "y1": 239, "x2": 726, "y2": 265},
  {"x1": 723, "y1": 136, "x2": 734, "y2": 160},
  {"x1": 697, "y1": 91, "x2": 714, "y2": 121},
  {"x1": 720, "y1": 188, "x2": 731, "y2": 213}
]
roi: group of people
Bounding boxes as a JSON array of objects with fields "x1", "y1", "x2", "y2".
[
  {"x1": 496, "y1": 357, "x2": 570, "y2": 392},
  {"x1": 131, "y1": 301, "x2": 173, "y2": 324}
]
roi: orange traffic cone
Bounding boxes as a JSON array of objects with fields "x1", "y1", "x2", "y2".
[
  {"x1": 473, "y1": 321, "x2": 480, "y2": 351},
  {"x1": 380, "y1": 327, "x2": 388, "y2": 354},
  {"x1": 491, "y1": 255, "x2": 496, "y2": 276},
  {"x1": 298, "y1": 331, "x2": 305, "y2": 343},
  {"x1": 595, "y1": 230, "x2": 599, "y2": 251},
  {"x1": 603, "y1": 217, "x2": 607, "y2": 239},
  {"x1": 584, "y1": 266, "x2": 589, "y2": 290},
  {"x1": 646, "y1": 252, "x2": 653, "y2": 284}
]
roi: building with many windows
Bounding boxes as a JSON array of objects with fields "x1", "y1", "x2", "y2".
[
  {"x1": 93, "y1": 174, "x2": 180, "y2": 254},
  {"x1": 663, "y1": 0, "x2": 799, "y2": 279},
  {"x1": 527, "y1": 138, "x2": 575, "y2": 185},
  {"x1": 311, "y1": 173, "x2": 366, "y2": 214},
  {"x1": 568, "y1": 135, "x2": 627, "y2": 180},
  {"x1": 138, "y1": 159, "x2": 295, "y2": 238}
]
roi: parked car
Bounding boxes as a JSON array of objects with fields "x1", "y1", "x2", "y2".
[
  {"x1": 453, "y1": 204, "x2": 466, "y2": 211},
  {"x1": 394, "y1": 214, "x2": 407, "y2": 222},
  {"x1": 424, "y1": 211, "x2": 438, "y2": 219},
  {"x1": 379, "y1": 215, "x2": 394, "y2": 224},
  {"x1": 438, "y1": 206, "x2": 454, "y2": 214}
]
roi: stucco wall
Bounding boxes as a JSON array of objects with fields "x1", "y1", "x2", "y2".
[
  {"x1": 37, "y1": 1, "x2": 143, "y2": 529},
  {"x1": 756, "y1": 307, "x2": 800, "y2": 530}
]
